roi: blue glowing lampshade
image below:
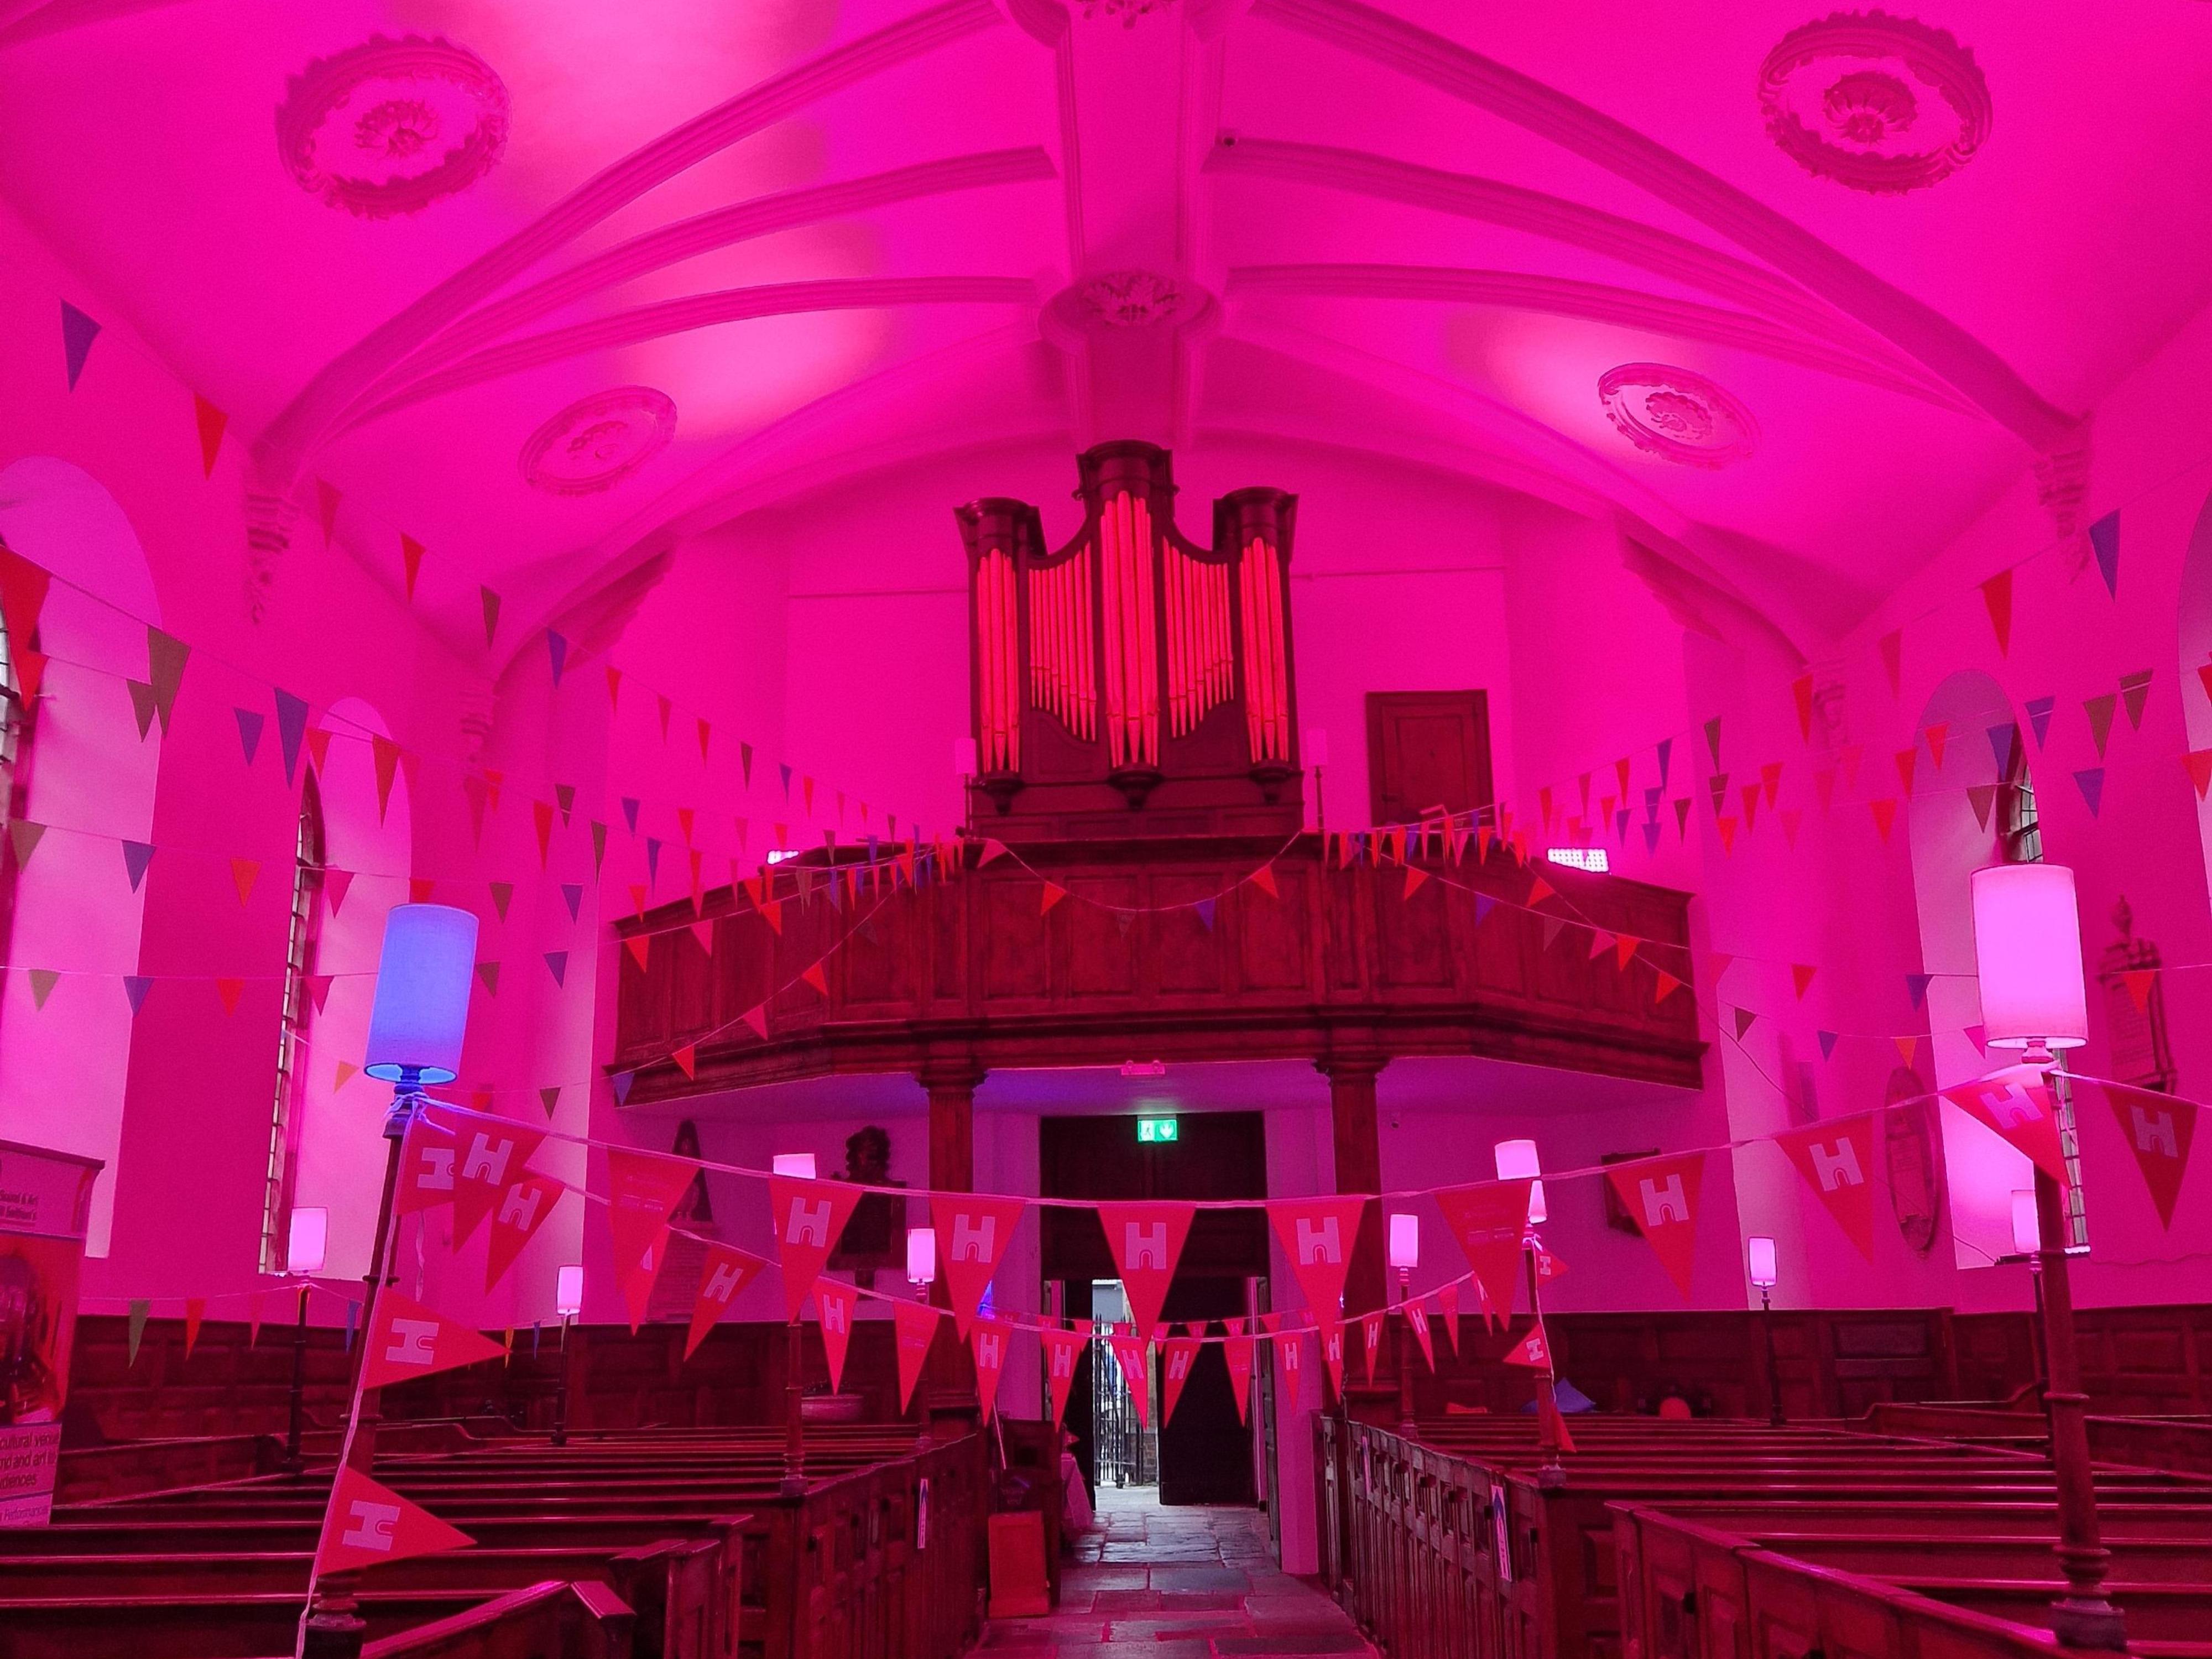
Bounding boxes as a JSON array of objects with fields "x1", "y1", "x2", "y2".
[{"x1": 365, "y1": 904, "x2": 479, "y2": 1084}]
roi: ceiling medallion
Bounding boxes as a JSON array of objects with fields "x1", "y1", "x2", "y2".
[
  {"x1": 1757, "y1": 12, "x2": 1990, "y2": 194},
  {"x1": 520, "y1": 389, "x2": 678, "y2": 497},
  {"x1": 277, "y1": 35, "x2": 509, "y2": 218},
  {"x1": 1081, "y1": 0, "x2": 1178, "y2": 25},
  {"x1": 1081, "y1": 270, "x2": 1187, "y2": 329},
  {"x1": 1598, "y1": 365, "x2": 1759, "y2": 469}
]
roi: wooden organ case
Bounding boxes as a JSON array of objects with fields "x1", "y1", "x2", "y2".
[{"x1": 958, "y1": 441, "x2": 1301, "y2": 839}]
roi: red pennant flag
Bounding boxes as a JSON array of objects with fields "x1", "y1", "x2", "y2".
[
  {"x1": 192, "y1": 393, "x2": 227, "y2": 476},
  {"x1": 1109, "y1": 1329, "x2": 1152, "y2": 1428},
  {"x1": 316, "y1": 1466, "x2": 473, "y2": 1575},
  {"x1": 1278, "y1": 1331, "x2": 1305, "y2": 1412},
  {"x1": 1160, "y1": 1334, "x2": 1202, "y2": 1425},
  {"x1": 1433, "y1": 1180, "x2": 1532, "y2": 1326},
  {"x1": 816, "y1": 1277, "x2": 857, "y2": 1392},
  {"x1": 362, "y1": 1290, "x2": 506, "y2": 1389},
  {"x1": 421, "y1": 1106, "x2": 546, "y2": 1249},
  {"x1": 1603, "y1": 1152, "x2": 1707, "y2": 1300},
  {"x1": 400, "y1": 534, "x2": 426, "y2": 601},
  {"x1": 1406, "y1": 1302, "x2": 1436, "y2": 1373},
  {"x1": 1251, "y1": 864, "x2": 1279, "y2": 899},
  {"x1": 1503, "y1": 1321, "x2": 1552, "y2": 1370},
  {"x1": 966, "y1": 1320, "x2": 1009, "y2": 1422},
  {"x1": 483, "y1": 1174, "x2": 565, "y2": 1292},
  {"x1": 606, "y1": 1149, "x2": 702, "y2": 1331},
  {"x1": 1266, "y1": 1196, "x2": 1368, "y2": 1323},
  {"x1": 1940, "y1": 1068, "x2": 2069, "y2": 1183},
  {"x1": 1041, "y1": 1326, "x2": 1084, "y2": 1426},
  {"x1": 1224, "y1": 1332, "x2": 1255, "y2": 1423},
  {"x1": 2080, "y1": 1078, "x2": 2197, "y2": 1230},
  {"x1": 768, "y1": 1176, "x2": 863, "y2": 1319},
  {"x1": 371, "y1": 735, "x2": 402, "y2": 822},
  {"x1": 1360, "y1": 1310, "x2": 1385, "y2": 1383},
  {"x1": 1774, "y1": 1117, "x2": 1879, "y2": 1262},
  {"x1": 1980, "y1": 568, "x2": 2014, "y2": 656},
  {"x1": 394, "y1": 1108, "x2": 461, "y2": 1217},
  {"x1": 1318, "y1": 1319, "x2": 1346, "y2": 1402},
  {"x1": 1095, "y1": 1203, "x2": 1196, "y2": 1340},
  {"x1": 183, "y1": 1298, "x2": 205, "y2": 1359},
  {"x1": 893, "y1": 1298, "x2": 941, "y2": 1411},
  {"x1": 685, "y1": 1243, "x2": 766, "y2": 1360},
  {"x1": 931, "y1": 1194, "x2": 1026, "y2": 1337},
  {"x1": 1791, "y1": 963, "x2": 1817, "y2": 1000},
  {"x1": 1438, "y1": 1281, "x2": 1462, "y2": 1350}
]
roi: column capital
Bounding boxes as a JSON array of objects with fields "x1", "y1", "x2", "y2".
[
  {"x1": 915, "y1": 1053, "x2": 987, "y2": 1095},
  {"x1": 1315, "y1": 1045, "x2": 1389, "y2": 1087}
]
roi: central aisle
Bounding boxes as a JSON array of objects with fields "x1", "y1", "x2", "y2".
[{"x1": 981, "y1": 1486, "x2": 1378, "y2": 1659}]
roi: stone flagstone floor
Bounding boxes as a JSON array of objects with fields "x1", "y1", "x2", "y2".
[{"x1": 979, "y1": 1485, "x2": 1378, "y2": 1659}]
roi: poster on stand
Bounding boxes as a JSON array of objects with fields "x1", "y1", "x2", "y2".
[{"x1": 0, "y1": 1139, "x2": 102, "y2": 1526}]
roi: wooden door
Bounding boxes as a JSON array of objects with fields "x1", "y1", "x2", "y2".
[{"x1": 1366, "y1": 692, "x2": 1494, "y2": 826}]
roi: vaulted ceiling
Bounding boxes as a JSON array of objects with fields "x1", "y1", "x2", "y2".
[{"x1": 3, "y1": 0, "x2": 2207, "y2": 663}]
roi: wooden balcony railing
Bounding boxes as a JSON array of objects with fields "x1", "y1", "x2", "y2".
[{"x1": 610, "y1": 835, "x2": 1700, "y2": 1103}]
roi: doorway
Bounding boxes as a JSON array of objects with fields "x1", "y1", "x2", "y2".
[{"x1": 1040, "y1": 1111, "x2": 1267, "y2": 1507}]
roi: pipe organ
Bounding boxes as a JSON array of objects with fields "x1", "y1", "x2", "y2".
[{"x1": 957, "y1": 442, "x2": 1302, "y2": 840}]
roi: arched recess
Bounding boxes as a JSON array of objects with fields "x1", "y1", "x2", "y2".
[
  {"x1": 0, "y1": 458, "x2": 161, "y2": 1258},
  {"x1": 285, "y1": 697, "x2": 411, "y2": 1282},
  {"x1": 1908, "y1": 669, "x2": 2042, "y2": 1271}
]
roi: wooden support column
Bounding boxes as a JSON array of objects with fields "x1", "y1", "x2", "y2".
[
  {"x1": 1317, "y1": 1047, "x2": 1390, "y2": 1417},
  {"x1": 920, "y1": 1056, "x2": 985, "y2": 1431}
]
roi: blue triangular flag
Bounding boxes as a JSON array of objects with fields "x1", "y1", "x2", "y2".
[
  {"x1": 779, "y1": 763, "x2": 793, "y2": 797},
  {"x1": 1644, "y1": 786, "x2": 1663, "y2": 822},
  {"x1": 2088, "y1": 510, "x2": 2120, "y2": 598},
  {"x1": 545, "y1": 951, "x2": 568, "y2": 987},
  {"x1": 1655, "y1": 738, "x2": 1672, "y2": 791},
  {"x1": 344, "y1": 1301, "x2": 358, "y2": 1351},
  {"x1": 235, "y1": 708, "x2": 264, "y2": 766},
  {"x1": 2074, "y1": 767, "x2": 2105, "y2": 817},
  {"x1": 1615, "y1": 808, "x2": 1630, "y2": 840},
  {"x1": 61, "y1": 300, "x2": 100, "y2": 390},
  {"x1": 645, "y1": 837, "x2": 662, "y2": 884},
  {"x1": 546, "y1": 630, "x2": 568, "y2": 686},
  {"x1": 1642, "y1": 823, "x2": 1662, "y2": 853},
  {"x1": 611, "y1": 1070, "x2": 636, "y2": 1105},
  {"x1": 1906, "y1": 972, "x2": 1932, "y2": 1010},
  {"x1": 621, "y1": 796, "x2": 640, "y2": 834},
  {"x1": 123, "y1": 974, "x2": 152, "y2": 1014},
  {"x1": 275, "y1": 688, "x2": 309, "y2": 785},
  {"x1": 1194, "y1": 898, "x2": 1217, "y2": 931},
  {"x1": 531, "y1": 1322, "x2": 541, "y2": 1357},
  {"x1": 1986, "y1": 723, "x2": 2018, "y2": 770},
  {"x1": 122, "y1": 840, "x2": 155, "y2": 890},
  {"x1": 562, "y1": 883, "x2": 583, "y2": 920},
  {"x1": 1473, "y1": 894, "x2": 1496, "y2": 925},
  {"x1": 2025, "y1": 696, "x2": 2056, "y2": 749},
  {"x1": 1818, "y1": 1030, "x2": 1839, "y2": 1061}
]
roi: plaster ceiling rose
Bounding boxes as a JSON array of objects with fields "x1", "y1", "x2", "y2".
[
  {"x1": 519, "y1": 388, "x2": 678, "y2": 497},
  {"x1": 1598, "y1": 364, "x2": 1759, "y2": 469},
  {"x1": 1757, "y1": 12, "x2": 1990, "y2": 194},
  {"x1": 1080, "y1": 0, "x2": 1178, "y2": 27},
  {"x1": 276, "y1": 35, "x2": 509, "y2": 218},
  {"x1": 1044, "y1": 271, "x2": 1215, "y2": 343}
]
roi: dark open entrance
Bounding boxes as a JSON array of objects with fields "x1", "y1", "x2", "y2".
[{"x1": 1040, "y1": 1110, "x2": 1266, "y2": 1506}]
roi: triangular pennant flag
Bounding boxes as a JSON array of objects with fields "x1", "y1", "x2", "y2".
[
  {"x1": 893, "y1": 1298, "x2": 941, "y2": 1412},
  {"x1": 1161, "y1": 1334, "x2": 1202, "y2": 1424},
  {"x1": 1894, "y1": 1034, "x2": 1919, "y2": 1070},
  {"x1": 1791, "y1": 672, "x2": 1815, "y2": 742},
  {"x1": 2074, "y1": 767, "x2": 2105, "y2": 817},
  {"x1": 1196, "y1": 895, "x2": 1218, "y2": 929},
  {"x1": 624, "y1": 935, "x2": 651, "y2": 972},
  {"x1": 1894, "y1": 747, "x2": 1917, "y2": 794},
  {"x1": 800, "y1": 962, "x2": 827, "y2": 995},
  {"x1": 234, "y1": 707, "x2": 264, "y2": 767},
  {"x1": 333, "y1": 1058, "x2": 357, "y2": 1091},
  {"x1": 400, "y1": 533, "x2": 426, "y2": 601},
  {"x1": 248, "y1": 1290, "x2": 267, "y2": 1348},
  {"x1": 1907, "y1": 972, "x2": 1933, "y2": 1010},
  {"x1": 971, "y1": 1321, "x2": 1010, "y2": 1422},
  {"x1": 60, "y1": 299, "x2": 100, "y2": 388},
  {"x1": 2081, "y1": 1077, "x2": 2197, "y2": 1230},
  {"x1": 931, "y1": 1194, "x2": 1028, "y2": 1338},
  {"x1": 1267, "y1": 1197, "x2": 1369, "y2": 1323},
  {"x1": 1406, "y1": 1301, "x2": 1436, "y2": 1373},
  {"x1": 1277, "y1": 1330, "x2": 1305, "y2": 1412},
  {"x1": 2084, "y1": 694, "x2": 2117, "y2": 757},
  {"x1": 1703, "y1": 716, "x2": 1723, "y2": 768},
  {"x1": 126, "y1": 1298, "x2": 149, "y2": 1364},
  {"x1": 1603, "y1": 1152, "x2": 1707, "y2": 1300},
  {"x1": 1433, "y1": 1180, "x2": 1532, "y2": 1325},
  {"x1": 768, "y1": 1176, "x2": 864, "y2": 1319},
  {"x1": 1095, "y1": 1202, "x2": 1197, "y2": 1339},
  {"x1": 27, "y1": 967, "x2": 59, "y2": 1010},
  {"x1": 1502, "y1": 1321, "x2": 1552, "y2": 1370},
  {"x1": 361, "y1": 1288, "x2": 507, "y2": 1388},
  {"x1": 126, "y1": 679, "x2": 159, "y2": 738},
  {"x1": 1251, "y1": 864, "x2": 1279, "y2": 899},
  {"x1": 223, "y1": 857, "x2": 259, "y2": 907},
  {"x1": 1041, "y1": 881, "x2": 1067, "y2": 916},
  {"x1": 1732, "y1": 1006, "x2": 1758, "y2": 1041},
  {"x1": 371, "y1": 735, "x2": 402, "y2": 821},
  {"x1": 2088, "y1": 510, "x2": 2120, "y2": 598},
  {"x1": 0, "y1": 545, "x2": 51, "y2": 658},
  {"x1": 685, "y1": 1243, "x2": 767, "y2": 1359},
  {"x1": 562, "y1": 883, "x2": 585, "y2": 920},
  {"x1": 420, "y1": 1105, "x2": 546, "y2": 1248},
  {"x1": 1318, "y1": 1319, "x2": 1347, "y2": 1402},
  {"x1": 605, "y1": 1149, "x2": 702, "y2": 1332},
  {"x1": 1818, "y1": 1029, "x2": 1839, "y2": 1061},
  {"x1": 2119, "y1": 670, "x2": 2152, "y2": 731},
  {"x1": 1109, "y1": 1329, "x2": 1153, "y2": 1427},
  {"x1": 474, "y1": 961, "x2": 500, "y2": 997},
  {"x1": 7, "y1": 820, "x2": 44, "y2": 871},
  {"x1": 740, "y1": 1004, "x2": 769, "y2": 1041},
  {"x1": 121, "y1": 839, "x2": 154, "y2": 891},
  {"x1": 1879, "y1": 629, "x2": 1902, "y2": 696},
  {"x1": 1924, "y1": 723, "x2": 1948, "y2": 771},
  {"x1": 1941, "y1": 1068, "x2": 2069, "y2": 1183},
  {"x1": 2026, "y1": 695, "x2": 2056, "y2": 748},
  {"x1": 816, "y1": 1277, "x2": 857, "y2": 1392},
  {"x1": 1869, "y1": 799, "x2": 1897, "y2": 843},
  {"x1": 1652, "y1": 970, "x2": 1682, "y2": 1004},
  {"x1": 316, "y1": 1467, "x2": 474, "y2": 1575},
  {"x1": 215, "y1": 977, "x2": 244, "y2": 1015},
  {"x1": 539, "y1": 1087, "x2": 561, "y2": 1119},
  {"x1": 192, "y1": 394, "x2": 227, "y2": 477},
  {"x1": 1438, "y1": 1282, "x2": 1461, "y2": 1351},
  {"x1": 671, "y1": 1045, "x2": 697, "y2": 1080},
  {"x1": 122, "y1": 974, "x2": 153, "y2": 1014},
  {"x1": 2121, "y1": 968, "x2": 2156, "y2": 1013},
  {"x1": 1980, "y1": 569, "x2": 2013, "y2": 655},
  {"x1": 1967, "y1": 784, "x2": 1997, "y2": 830},
  {"x1": 1359, "y1": 1310, "x2": 1385, "y2": 1384},
  {"x1": 1791, "y1": 963, "x2": 1817, "y2": 1000},
  {"x1": 479, "y1": 587, "x2": 501, "y2": 648},
  {"x1": 1775, "y1": 1117, "x2": 1879, "y2": 1262},
  {"x1": 320, "y1": 868, "x2": 353, "y2": 917},
  {"x1": 611, "y1": 1071, "x2": 636, "y2": 1105},
  {"x1": 274, "y1": 689, "x2": 309, "y2": 784},
  {"x1": 484, "y1": 1175, "x2": 565, "y2": 1292},
  {"x1": 658, "y1": 695, "x2": 674, "y2": 741},
  {"x1": 1041, "y1": 1326, "x2": 1085, "y2": 1427},
  {"x1": 181, "y1": 1297, "x2": 206, "y2": 1359}
]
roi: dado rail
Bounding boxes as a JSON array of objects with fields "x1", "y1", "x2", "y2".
[{"x1": 611, "y1": 836, "x2": 1698, "y2": 1103}]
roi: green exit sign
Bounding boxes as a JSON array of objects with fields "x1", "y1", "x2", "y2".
[{"x1": 1136, "y1": 1117, "x2": 1178, "y2": 1144}]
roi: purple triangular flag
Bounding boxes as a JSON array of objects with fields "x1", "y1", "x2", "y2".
[
  {"x1": 61, "y1": 300, "x2": 100, "y2": 390},
  {"x1": 562, "y1": 883, "x2": 583, "y2": 920},
  {"x1": 1194, "y1": 897, "x2": 1217, "y2": 931},
  {"x1": 645, "y1": 837, "x2": 662, "y2": 884},
  {"x1": 1817, "y1": 1029, "x2": 1839, "y2": 1061},
  {"x1": 621, "y1": 796, "x2": 640, "y2": 834},
  {"x1": 546, "y1": 630, "x2": 568, "y2": 686},
  {"x1": 122, "y1": 974, "x2": 153, "y2": 1014},
  {"x1": 740, "y1": 742, "x2": 754, "y2": 785},
  {"x1": 2025, "y1": 696, "x2": 2056, "y2": 749},
  {"x1": 545, "y1": 951, "x2": 568, "y2": 987},
  {"x1": 1906, "y1": 972, "x2": 1932, "y2": 1010},
  {"x1": 1655, "y1": 737, "x2": 1672, "y2": 791},
  {"x1": 275, "y1": 689, "x2": 309, "y2": 785},
  {"x1": 2087, "y1": 511, "x2": 2119, "y2": 598},
  {"x1": 122, "y1": 840, "x2": 154, "y2": 891},
  {"x1": 1642, "y1": 822, "x2": 1662, "y2": 853},
  {"x1": 2074, "y1": 767, "x2": 2105, "y2": 817},
  {"x1": 1473, "y1": 894, "x2": 1496, "y2": 925},
  {"x1": 779, "y1": 763, "x2": 793, "y2": 796},
  {"x1": 611, "y1": 1071, "x2": 636, "y2": 1105},
  {"x1": 235, "y1": 708, "x2": 264, "y2": 767},
  {"x1": 1985, "y1": 723, "x2": 2018, "y2": 771}
]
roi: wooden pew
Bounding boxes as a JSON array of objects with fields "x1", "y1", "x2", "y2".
[{"x1": 363, "y1": 1580, "x2": 637, "y2": 1659}]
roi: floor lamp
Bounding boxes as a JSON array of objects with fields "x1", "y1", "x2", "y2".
[
  {"x1": 1387, "y1": 1212, "x2": 1418, "y2": 1433},
  {"x1": 1747, "y1": 1235, "x2": 1782, "y2": 1426},
  {"x1": 1495, "y1": 1139, "x2": 1566, "y2": 1492},
  {"x1": 551, "y1": 1265, "x2": 582, "y2": 1447},
  {"x1": 281, "y1": 1206, "x2": 327, "y2": 1475},
  {"x1": 771, "y1": 1152, "x2": 817, "y2": 1496}
]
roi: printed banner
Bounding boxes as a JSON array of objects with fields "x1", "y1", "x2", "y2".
[
  {"x1": 1095, "y1": 1202, "x2": 1196, "y2": 1340},
  {"x1": 362, "y1": 1290, "x2": 505, "y2": 1390},
  {"x1": 1773, "y1": 1116, "x2": 1879, "y2": 1262},
  {"x1": 316, "y1": 1467, "x2": 473, "y2": 1574},
  {"x1": 816, "y1": 1277, "x2": 857, "y2": 1392},
  {"x1": 0, "y1": 1140, "x2": 98, "y2": 1528},
  {"x1": 1266, "y1": 1196, "x2": 1368, "y2": 1322},
  {"x1": 931, "y1": 1194, "x2": 1027, "y2": 1337},
  {"x1": 1603, "y1": 1152, "x2": 1707, "y2": 1300},
  {"x1": 1940, "y1": 1069, "x2": 2069, "y2": 1183},
  {"x1": 685, "y1": 1244, "x2": 766, "y2": 1360},
  {"x1": 768, "y1": 1176, "x2": 863, "y2": 1319},
  {"x1": 1433, "y1": 1180, "x2": 1532, "y2": 1324},
  {"x1": 483, "y1": 1175, "x2": 564, "y2": 1292},
  {"x1": 605, "y1": 1150, "x2": 701, "y2": 1330},
  {"x1": 429, "y1": 1108, "x2": 547, "y2": 1249}
]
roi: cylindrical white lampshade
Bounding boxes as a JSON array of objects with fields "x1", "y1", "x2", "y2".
[
  {"x1": 285, "y1": 1206, "x2": 328, "y2": 1276},
  {"x1": 2011, "y1": 1190, "x2": 2042, "y2": 1256},
  {"x1": 364, "y1": 905, "x2": 479, "y2": 1083},
  {"x1": 1303, "y1": 726, "x2": 1330, "y2": 767},
  {"x1": 555, "y1": 1264, "x2": 585, "y2": 1317},
  {"x1": 1387, "y1": 1212, "x2": 1420, "y2": 1272},
  {"x1": 906, "y1": 1226, "x2": 937, "y2": 1286},
  {"x1": 1494, "y1": 1139, "x2": 1541, "y2": 1181},
  {"x1": 953, "y1": 737, "x2": 979, "y2": 778},
  {"x1": 1526, "y1": 1179, "x2": 1547, "y2": 1227},
  {"x1": 771, "y1": 1152, "x2": 816, "y2": 1180},
  {"x1": 1747, "y1": 1235, "x2": 1778, "y2": 1288},
  {"x1": 1971, "y1": 864, "x2": 2088, "y2": 1050}
]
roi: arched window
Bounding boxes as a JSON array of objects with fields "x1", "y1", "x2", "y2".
[{"x1": 258, "y1": 771, "x2": 326, "y2": 1272}]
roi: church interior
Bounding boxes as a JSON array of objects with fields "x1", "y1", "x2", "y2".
[{"x1": 4, "y1": 2, "x2": 2212, "y2": 1656}]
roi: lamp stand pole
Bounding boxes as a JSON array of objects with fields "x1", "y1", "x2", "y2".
[
  {"x1": 551, "y1": 1315, "x2": 572, "y2": 1447},
  {"x1": 2033, "y1": 1165, "x2": 2125, "y2": 1650},
  {"x1": 1524, "y1": 1240, "x2": 1566, "y2": 1493},
  {"x1": 780, "y1": 1312, "x2": 807, "y2": 1496},
  {"x1": 341, "y1": 1079, "x2": 417, "y2": 1478},
  {"x1": 283, "y1": 1281, "x2": 310, "y2": 1475},
  {"x1": 1759, "y1": 1286, "x2": 1784, "y2": 1427},
  {"x1": 1395, "y1": 1271, "x2": 1415, "y2": 1434}
]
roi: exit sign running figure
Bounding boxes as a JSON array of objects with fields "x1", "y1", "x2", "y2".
[{"x1": 1136, "y1": 1117, "x2": 1178, "y2": 1143}]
